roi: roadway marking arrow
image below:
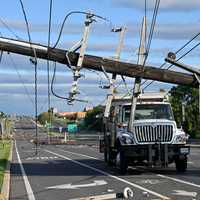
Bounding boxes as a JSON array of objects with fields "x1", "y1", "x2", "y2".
[
  {"x1": 46, "y1": 180, "x2": 107, "y2": 190},
  {"x1": 172, "y1": 190, "x2": 197, "y2": 197}
]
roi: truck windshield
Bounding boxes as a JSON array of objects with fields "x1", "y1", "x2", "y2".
[{"x1": 122, "y1": 104, "x2": 174, "y2": 122}]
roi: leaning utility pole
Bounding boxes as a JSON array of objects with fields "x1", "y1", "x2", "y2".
[
  {"x1": 0, "y1": 37, "x2": 197, "y2": 87},
  {"x1": 128, "y1": 17, "x2": 147, "y2": 133}
]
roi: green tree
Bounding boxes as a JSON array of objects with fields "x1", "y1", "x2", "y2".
[
  {"x1": 37, "y1": 112, "x2": 54, "y2": 125},
  {"x1": 84, "y1": 106, "x2": 104, "y2": 131},
  {"x1": 0, "y1": 111, "x2": 6, "y2": 118},
  {"x1": 169, "y1": 85, "x2": 200, "y2": 138}
]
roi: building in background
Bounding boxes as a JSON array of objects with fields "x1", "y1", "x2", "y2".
[{"x1": 58, "y1": 111, "x2": 86, "y2": 120}]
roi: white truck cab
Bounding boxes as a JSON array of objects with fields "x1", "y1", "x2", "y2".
[{"x1": 115, "y1": 92, "x2": 188, "y2": 145}]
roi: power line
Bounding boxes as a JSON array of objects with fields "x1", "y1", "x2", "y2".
[
  {"x1": 128, "y1": 0, "x2": 160, "y2": 80},
  {"x1": 52, "y1": 11, "x2": 109, "y2": 49},
  {"x1": 143, "y1": 0, "x2": 160, "y2": 65},
  {"x1": 0, "y1": 32, "x2": 2, "y2": 62},
  {"x1": 8, "y1": 54, "x2": 34, "y2": 106},
  {"x1": 0, "y1": 29, "x2": 33, "y2": 104},
  {"x1": 142, "y1": 32, "x2": 200, "y2": 90},
  {"x1": 51, "y1": 61, "x2": 88, "y2": 103},
  {"x1": 121, "y1": 31, "x2": 200, "y2": 96},
  {"x1": 18, "y1": 0, "x2": 38, "y2": 155},
  {"x1": 50, "y1": 11, "x2": 109, "y2": 103},
  {"x1": 18, "y1": 0, "x2": 32, "y2": 43},
  {"x1": 18, "y1": 0, "x2": 37, "y2": 63},
  {"x1": 47, "y1": 0, "x2": 53, "y2": 120},
  {"x1": 144, "y1": 0, "x2": 147, "y2": 20},
  {"x1": 0, "y1": 19, "x2": 47, "y2": 113},
  {"x1": 0, "y1": 18, "x2": 22, "y2": 40}
]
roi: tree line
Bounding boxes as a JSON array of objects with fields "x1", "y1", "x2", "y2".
[{"x1": 170, "y1": 85, "x2": 200, "y2": 139}]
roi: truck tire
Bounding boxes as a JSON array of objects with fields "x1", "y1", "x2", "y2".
[
  {"x1": 117, "y1": 150, "x2": 128, "y2": 175},
  {"x1": 175, "y1": 156, "x2": 187, "y2": 172}
]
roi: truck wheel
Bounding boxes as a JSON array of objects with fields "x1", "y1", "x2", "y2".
[
  {"x1": 175, "y1": 156, "x2": 187, "y2": 172},
  {"x1": 117, "y1": 150, "x2": 128, "y2": 175}
]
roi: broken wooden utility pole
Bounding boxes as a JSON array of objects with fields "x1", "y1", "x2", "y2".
[{"x1": 0, "y1": 36, "x2": 198, "y2": 87}]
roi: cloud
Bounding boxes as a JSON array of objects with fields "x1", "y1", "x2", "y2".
[
  {"x1": 0, "y1": 18, "x2": 82, "y2": 35},
  {"x1": 112, "y1": 0, "x2": 200, "y2": 11},
  {"x1": 1, "y1": 16, "x2": 200, "y2": 50},
  {"x1": 0, "y1": 18, "x2": 111, "y2": 39},
  {"x1": 123, "y1": 20, "x2": 200, "y2": 41}
]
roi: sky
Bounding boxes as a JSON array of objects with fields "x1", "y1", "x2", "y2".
[{"x1": 0, "y1": 0, "x2": 200, "y2": 116}]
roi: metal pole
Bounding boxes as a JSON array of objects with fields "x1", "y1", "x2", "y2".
[
  {"x1": 128, "y1": 17, "x2": 147, "y2": 132},
  {"x1": 115, "y1": 27, "x2": 127, "y2": 61},
  {"x1": 104, "y1": 27, "x2": 126, "y2": 118},
  {"x1": 68, "y1": 13, "x2": 93, "y2": 103},
  {"x1": 194, "y1": 74, "x2": 200, "y2": 118},
  {"x1": 110, "y1": 26, "x2": 126, "y2": 94},
  {"x1": 182, "y1": 102, "x2": 186, "y2": 124}
]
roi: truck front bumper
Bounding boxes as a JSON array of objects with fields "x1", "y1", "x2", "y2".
[{"x1": 121, "y1": 144, "x2": 190, "y2": 165}]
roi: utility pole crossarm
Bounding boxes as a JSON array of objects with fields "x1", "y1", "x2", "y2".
[
  {"x1": 165, "y1": 57, "x2": 200, "y2": 76},
  {"x1": 0, "y1": 36, "x2": 197, "y2": 87}
]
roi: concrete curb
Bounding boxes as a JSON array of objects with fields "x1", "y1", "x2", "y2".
[{"x1": 0, "y1": 140, "x2": 13, "y2": 200}]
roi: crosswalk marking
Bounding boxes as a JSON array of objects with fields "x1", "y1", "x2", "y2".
[{"x1": 25, "y1": 156, "x2": 58, "y2": 161}]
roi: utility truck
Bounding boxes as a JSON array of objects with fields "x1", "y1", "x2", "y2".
[{"x1": 100, "y1": 92, "x2": 190, "y2": 174}]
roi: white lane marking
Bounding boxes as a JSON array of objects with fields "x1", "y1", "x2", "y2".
[
  {"x1": 46, "y1": 180, "x2": 107, "y2": 190},
  {"x1": 45, "y1": 149, "x2": 170, "y2": 199},
  {"x1": 58, "y1": 149, "x2": 200, "y2": 190},
  {"x1": 157, "y1": 174, "x2": 200, "y2": 188},
  {"x1": 26, "y1": 156, "x2": 58, "y2": 161},
  {"x1": 59, "y1": 149, "x2": 101, "y2": 160},
  {"x1": 172, "y1": 190, "x2": 197, "y2": 197},
  {"x1": 40, "y1": 157, "x2": 49, "y2": 160},
  {"x1": 69, "y1": 193, "x2": 116, "y2": 200},
  {"x1": 15, "y1": 141, "x2": 36, "y2": 200}
]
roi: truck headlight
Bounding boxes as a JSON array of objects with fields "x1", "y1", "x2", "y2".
[
  {"x1": 121, "y1": 134, "x2": 134, "y2": 144},
  {"x1": 174, "y1": 134, "x2": 188, "y2": 144}
]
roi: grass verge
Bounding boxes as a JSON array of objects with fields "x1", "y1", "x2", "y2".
[{"x1": 0, "y1": 140, "x2": 11, "y2": 191}]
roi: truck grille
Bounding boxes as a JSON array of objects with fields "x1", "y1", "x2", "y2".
[{"x1": 134, "y1": 124, "x2": 173, "y2": 143}]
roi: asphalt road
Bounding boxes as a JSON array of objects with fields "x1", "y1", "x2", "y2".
[{"x1": 10, "y1": 119, "x2": 200, "y2": 200}]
